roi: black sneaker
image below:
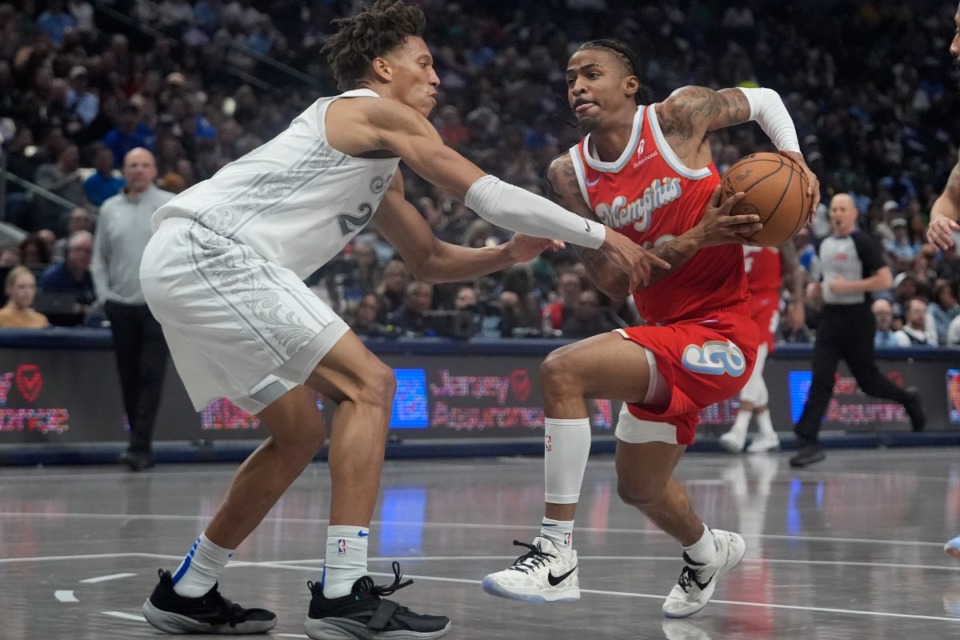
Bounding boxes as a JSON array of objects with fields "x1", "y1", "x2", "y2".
[
  {"x1": 903, "y1": 387, "x2": 926, "y2": 432},
  {"x1": 305, "y1": 562, "x2": 451, "y2": 640},
  {"x1": 789, "y1": 442, "x2": 825, "y2": 468},
  {"x1": 142, "y1": 569, "x2": 277, "y2": 634}
]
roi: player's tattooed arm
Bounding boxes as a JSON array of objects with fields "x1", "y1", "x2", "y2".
[
  {"x1": 545, "y1": 156, "x2": 631, "y2": 299},
  {"x1": 657, "y1": 86, "x2": 752, "y2": 141}
]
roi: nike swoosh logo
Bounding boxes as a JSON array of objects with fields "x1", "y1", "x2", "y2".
[
  {"x1": 586, "y1": 176, "x2": 600, "y2": 187},
  {"x1": 547, "y1": 565, "x2": 577, "y2": 586},
  {"x1": 583, "y1": 219, "x2": 591, "y2": 232},
  {"x1": 357, "y1": 530, "x2": 369, "y2": 537}
]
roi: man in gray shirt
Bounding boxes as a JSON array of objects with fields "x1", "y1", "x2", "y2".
[
  {"x1": 790, "y1": 193, "x2": 924, "y2": 467},
  {"x1": 92, "y1": 148, "x2": 174, "y2": 471}
]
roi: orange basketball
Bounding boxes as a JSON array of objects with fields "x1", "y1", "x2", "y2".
[{"x1": 720, "y1": 152, "x2": 812, "y2": 247}]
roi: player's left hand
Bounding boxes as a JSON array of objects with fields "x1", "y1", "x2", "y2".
[
  {"x1": 779, "y1": 150, "x2": 820, "y2": 222},
  {"x1": 926, "y1": 217, "x2": 959, "y2": 251},
  {"x1": 504, "y1": 233, "x2": 564, "y2": 263}
]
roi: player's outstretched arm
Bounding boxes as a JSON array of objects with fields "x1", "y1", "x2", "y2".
[
  {"x1": 372, "y1": 170, "x2": 561, "y2": 284},
  {"x1": 929, "y1": 156, "x2": 960, "y2": 250},
  {"x1": 329, "y1": 97, "x2": 668, "y2": 290}
]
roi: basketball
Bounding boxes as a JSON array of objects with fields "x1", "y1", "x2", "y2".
[{"x1": 720, "y1": 152, "x2": 812, "y2": 247}]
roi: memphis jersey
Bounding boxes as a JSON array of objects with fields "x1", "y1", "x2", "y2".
[
  {"x1": 744, "y1": 245, "x2": 782, "y2": 298},
  {"x1": 569, "y1": 105, "x2": 747, "y2": 324},
  {"x1": 153, "y1": 89, "x2": 399, "y2": 280}
]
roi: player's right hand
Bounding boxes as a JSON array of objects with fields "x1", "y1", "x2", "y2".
[
  {"x1": 599, "y1": 229, "x2": 670, "y2": 291},
  {"x1": 697, "y1": 186, "x2": 761, "y2": 247},
  {"x1": 927, "y1": 217, "x2": 959, "y2": 251}
]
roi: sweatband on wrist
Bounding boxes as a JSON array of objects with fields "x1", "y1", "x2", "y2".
[
  {"x1": 465, "y1": 175, "x2": 606, "y2": 249},
  {"x1": 740, "y1": 87, "x2": 801, "y2": 153}
]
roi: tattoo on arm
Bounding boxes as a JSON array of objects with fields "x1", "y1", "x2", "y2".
[{"x1": 658, "y1": 86, "x2": 752, "y2": 140}]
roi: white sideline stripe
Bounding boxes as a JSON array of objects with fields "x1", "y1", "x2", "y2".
[
  {"x1": 54, "y1": 590, "x2": 77, "y2": 602},
  {"x1": 0, "y1": 512, "x2": 947, "y2": 549},
  {"x1": 275, "y1": 635, "x2": 309, "y2": 639},
  {"x1": 102, "y1": 611, "x2": 146, "y2": 622},
  {"x1": 80, "y1": 572, "x2": 137, "y2": 583},
  {"x1": 0, "y1": 552, "x2": 180, "y2": 564}
]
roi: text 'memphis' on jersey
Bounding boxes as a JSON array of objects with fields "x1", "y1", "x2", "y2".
[{"x1": 568, "y1": 105, "x2": 747, "y2": 324}]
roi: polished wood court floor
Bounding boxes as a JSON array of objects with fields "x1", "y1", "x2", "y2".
[{"x1": 3, "y1": 447, "x2": 960, "y2": 639}]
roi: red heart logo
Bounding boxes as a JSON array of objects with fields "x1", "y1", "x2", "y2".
[
  {"x1": 16, "y1": 364, "x2": 42, "y2": 403},
  {"x1": 510, "y1": 369, "x2": 531, "y2": 403}
]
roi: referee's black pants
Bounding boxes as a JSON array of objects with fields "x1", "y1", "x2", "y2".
[
  {"x1": 794, "y1": 303, "x2": 911, "y2": 443},
  {"x1": 104, "y1": 301, "x2": 170, "y2": 456}
]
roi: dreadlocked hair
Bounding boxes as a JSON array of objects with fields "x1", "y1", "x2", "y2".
[
  {"x1": 577, "y1": 39, "x2": 647, "y2": 104},
  {"x1": 322, "y1": 0, "x2": 426, "y2": 91}
]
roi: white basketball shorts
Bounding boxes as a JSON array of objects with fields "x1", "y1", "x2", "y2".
[{"x1": 140, "y1": 218, "x2": 350, "y2": 414}]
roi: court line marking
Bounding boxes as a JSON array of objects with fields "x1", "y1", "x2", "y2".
[
  {"x1": 80, "y1": 572, "x2": 138, "y2": 583},
  {"x1": 102, "y1": 611, "x2": 145, "y2": 622},
  {"x1": 0, "y1": 511, "x2": 946, "y2": 549},
  {"x1": 54, "y1": 590, "x2": 77, "y2": 602}
]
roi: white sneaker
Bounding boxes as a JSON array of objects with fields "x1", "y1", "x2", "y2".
[
  {"x1": 746, "y1": 432, "x2": 780, "y2": 453},
  {"x1": 718, "y1": 431, "x2": 745, "y2": 453},
  {"x1": 481, "y1": 537, "x2": 580, "y2": 603},
  {"x1": 662, "y1": 529, "x2": 746, "y2": 618}
]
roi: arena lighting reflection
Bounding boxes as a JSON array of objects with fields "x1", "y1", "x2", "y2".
[{"x1": 378, "y1": 486, "x2": 427, "y2": 557}]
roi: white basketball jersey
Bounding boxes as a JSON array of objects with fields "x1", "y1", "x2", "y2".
[{"x1": 153, "y1": 89, "x2": 400, "y2": 279}]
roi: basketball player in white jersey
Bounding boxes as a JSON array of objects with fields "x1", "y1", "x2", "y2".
[{"x1": 137, "y1": 2, "x2": 670, "y2": 638}]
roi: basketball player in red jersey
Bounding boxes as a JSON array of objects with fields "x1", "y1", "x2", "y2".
[
  {"x1": 483, "y1": 39, "x2": 819, "y2": 618},
  {"x1": 719, "y1": 242, "x2": 805, "y2": 453}
]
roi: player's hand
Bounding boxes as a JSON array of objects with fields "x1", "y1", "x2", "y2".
[
  {"x1": 696, "y1": 186, "x2": 761, "y2": 248},
  {"x1": 504, "y1": 233, "x2": 564, "y2": 263},
  {"x1": 786, "y1": 300, "x2": 805, "y2": 331},
  {"x1": 926, "y1": 217, "x2": 959, "y2": 251},
  {"x1": 598, "y1": 227, "x2": 670, "y2": 291},
  {"x1": 779, "y1": 150, "x2": 820, "y2": 222}
]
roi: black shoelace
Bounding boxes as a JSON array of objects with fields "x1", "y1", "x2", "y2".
[
  {"x1": 507, "y1": 540, "x2": 555, "y2": 574},
  {"x1": 676, "y1": 566, "x2": 698, "y2": 593},
  {"x1": 366, "y1": 561, "x2": 413, "y2": 597}
]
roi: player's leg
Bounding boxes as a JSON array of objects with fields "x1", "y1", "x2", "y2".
[
  {"x1": 482, "y1": 332, "x2": 654, "y2": 603},
  {"x1": 791, "y1": 315, "x2": 843, "y2": 467},
  {"x1": 841, "y1": 308, "x2": 925, "y2": 432},
  {"x1": 743, "y1": 345, "x2": 779, "y2": 453},
  {"x1": 301, "y1": 332, "x2": 450, "y2": 640},
  {"x1": 720, "y1": 342, "x2": 769, "y2": 453},
  {"x1": 613, "y1": 437, "x2": 746, "y2": 618}
]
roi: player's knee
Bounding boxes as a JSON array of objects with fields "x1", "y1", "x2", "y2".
[
  {"x1": 540, "y1": 351, "x2": 581, "y2": 397},
  {"x1": 355, "y1": 359, "x2": 397, "y2": 411},
  {"x1": 616, "y1": 479, "x2": 664, "y2": 510}
]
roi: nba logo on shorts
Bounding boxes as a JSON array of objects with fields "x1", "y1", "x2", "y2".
[
  {"x1": 545, "y1": 434, "x2": 553, "y2": 452},
  {"x1": 338, "y1": 539, "x2": 347, "y2": 556},
  {"x1": 564, "y1": 532, "x2": 571, "y2": 546}
]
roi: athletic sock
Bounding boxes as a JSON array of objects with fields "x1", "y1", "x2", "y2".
[
  {"x1": 171, "y1": 533, "x2": 234, "y2": 598},
  {"x1": 755, "y1": 408, "x2": 776, "y2": 435},
  {"x1": 683, "y1": 525, "x2": 717, "y2": 566},
  {"x1": 321, "y1": 526, "x2": 369, "y2": 599},
  {"x1": 540, "y1": 516, "x2": 575, "y2": 556},
  {"x1": 728, "y1": 410, "x2": 751, "y2": 438},
  {"x1": 543, "y1": 417, "x2": 591, "y2": 504}
]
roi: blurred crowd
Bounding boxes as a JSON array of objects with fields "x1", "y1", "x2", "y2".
[{"x1": 1, "y1": 0, "x2": 959, "y2": 343}]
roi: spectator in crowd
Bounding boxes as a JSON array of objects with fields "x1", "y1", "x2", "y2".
[
  {"x1": 542, "y1": 270, "x2": 584, "y2": 335},
  {"x1": 33, "y1": 143, "x2": 84, "y2": 233},
  {"x1": 65, "y1": 65, "x2": 99, "y2": 126},
  {"x1": 52, "y1": 207, "x2": 95, "y2": 261},
  {"x1": 0, "y1": 245, "x2": 21, "y2": 268},
  {"x1": 386, "y1": 281, "x2": 442, "y2": 337},
  {"x1": 83, "y1": 145, "x2": 125, "y2": 209},
  {"x1": 102, "y1": 103, "x2": 156, "y2": 168},
  {"x1": 899, "y1": 298, "x2": 937, "y2": 346},
  {"x1": 560, "y1": 288, "x2": 617, "y2": 339},
  {"x1": 19, "y1": 232, "x2": 51, "y2": 269},
  {"x1": 37, "y1": 229, "x2": 96, "y2": 322},
  {"x1": 375, "y1": 259, "x2": 411, "y2": 319},
  {"x1": 498, "y1": 263, "x2": 542, "y2": 337},
  {"x1": 348, "y1": 292, "x2": 389, "y2": 338},
  {"x1": 928, "y1": 281, "x2": 960, "y2": 345},
  {"x1": 873, "y1": 298, "x2": 909, "y2": 348},
  {"x1": 0, "y1": 266, "x2": 48, "y2": 328},
  {"x1": 35, "y1": 0, "x2": 76, "y2": 46},
  {"x1": 92, "y1": 147, "x2": 174, "y2": 472},
  {"x1": 948, "y1": 312, "x2": 960, "y2": 346},
  {"x1": 883, "y1": 218, "x2": 918, "y2": 272}
]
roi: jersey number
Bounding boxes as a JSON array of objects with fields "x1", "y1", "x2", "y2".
[{"x1": 337, "y1": 202, "x2": 374, "y2": 236}]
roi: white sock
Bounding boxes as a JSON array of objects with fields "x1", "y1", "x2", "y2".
[
  {"x1": 544, "y1": 417, "x2": 591, "y2": 504},
  {"x1": 540, "y1": 516, "x2": 575, "y2": 554},
  {"x1": 171, "y1": 533, "x2": 234, "y2": 598},
  {"x1": 322, "y1": 526, "x2": 369, "y2": 599},
  {"x1": 728, "y1": 410, "x2": 751, "y2": 438},
  {"x1": 755, "y1": 409, "x2": 776, "y2": 435},
  {"x1": 683, "y1": 525, "x2": 717, "y2": 566}
]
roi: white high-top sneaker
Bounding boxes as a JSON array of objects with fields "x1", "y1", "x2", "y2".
[
  {"x1": 718, "y1": 431, "x2": 746, "y2": 453},
  {"x1": 481, "y1": 537, "x2": 580, "y2": 603},
  {"x1": 662, "y1": 529, "x2": 746, "y2": 618},
  {"x1": 746, "y1": 432, "x2": 780, "y2": 453}
]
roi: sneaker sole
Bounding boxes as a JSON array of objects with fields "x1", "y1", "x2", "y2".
[
  {"x1": 305, "y1": 617, "x2": 451, "y2": 640},
  {"x1": 789, "y1": 451, "x2": 826, "y2": 467},
  {"x1": 142, "y1": 599, "x2": 277, "y2": 635},
  {"x1": 746, "y1": 443, "x2": 780, "y2": 454},
  {"x1": 480, "y1": 577, "x2": 580, "y2": 603},
  {"x1": 718, "y1": 437, "x2": 744, "y2": 453}
]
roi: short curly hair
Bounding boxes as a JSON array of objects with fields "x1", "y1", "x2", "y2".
[{"x1": 322, "y1": 0, "x2": 427, "y2": 92}]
